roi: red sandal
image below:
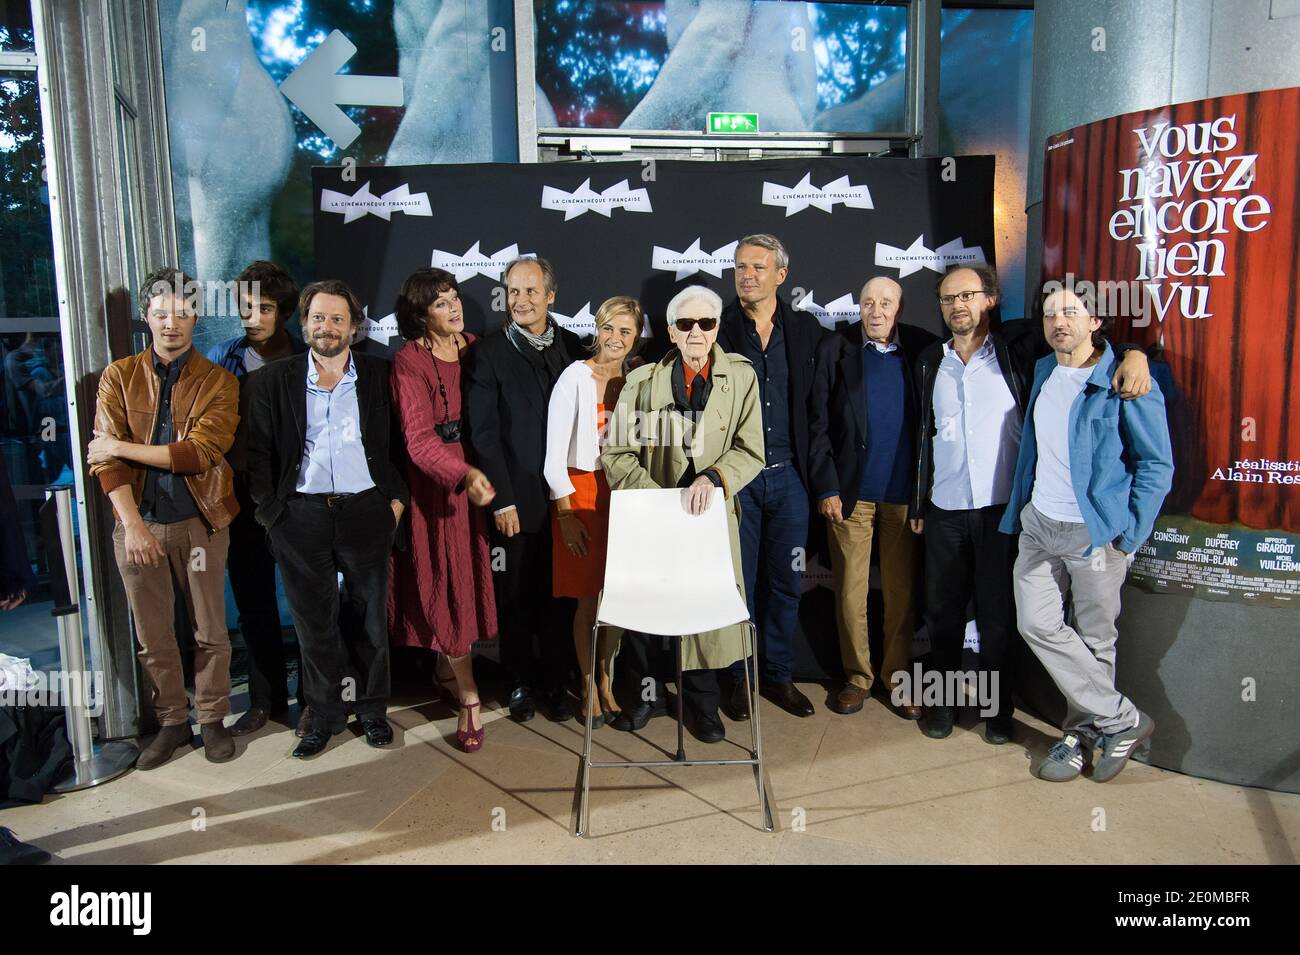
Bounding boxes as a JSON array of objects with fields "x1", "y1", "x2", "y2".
[{"x1": 456, "y1": 701, "x2": 485, "y2": 753}]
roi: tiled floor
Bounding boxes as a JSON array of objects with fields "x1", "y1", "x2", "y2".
[{"x1": 3, "y1": 687, "x2": 1296, "y2": 864}]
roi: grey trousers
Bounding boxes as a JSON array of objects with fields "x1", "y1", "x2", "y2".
[{"x1": 1013, "y1": 503, "x2": 1139, "y2": 740}]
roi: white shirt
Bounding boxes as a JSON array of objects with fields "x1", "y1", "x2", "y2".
[
  {"x1": 242, "y1": 347, "x2": 266, "y2": 373},
  {"x1": 1031, "y1": 363, "x2": 1091, "y2": 523},
  {"x1": 863, "y1": 326, "x2": 899, "y2": 354},
  {"x1": 929, "y1": 336, "x2": 1022, "y2": 511},
  {"x1": 543, "y1": 360, "x2": 606, "y2": 500}
]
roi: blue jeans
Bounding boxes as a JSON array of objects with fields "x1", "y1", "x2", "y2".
[{"x1": 730, "y1": 463, "x2": 809, "y2": 684}]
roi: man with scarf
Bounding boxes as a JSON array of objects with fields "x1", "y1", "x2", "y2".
[{"x1": 465, "y1": 256, "x2": 583, "y2": 722}]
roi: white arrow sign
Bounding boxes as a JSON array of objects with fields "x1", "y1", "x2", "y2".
[
  {"x1": 651, "y1": 238, "x2": 738, "y2": 280},
  {"x1": 280, "y1": 30, "x2": 404, "y2": 149},
  {"x1": 762, "y1": 172, "x2": 873, "y2": 216},
  {"x1": 874, "y1": 234, "x2": 986, "y2": 278},
  {"x1": 320, "y1": 182, "x2": 432, "y2": 223},
  {"x1": 540, "y1": 178, "x2": 653, "y2": 220},
  {"x1": 798, "y1": 553, "x2": 834, "y2": 594},
  {"x1": 794, "y1": 291, "x2": 860, "y2": 330},
  {"x1": 357, "y1": 305, "x2": 400, "y2": 347},
  {"x1": 430, "y1": 241, "x2": 531, "y2": 283},
  {"x1": 550, "y1": 302, "x2": 596, "y2": 335},
  {"x1": 551, "y1": 301, "x2": 654, "y2": 338}
]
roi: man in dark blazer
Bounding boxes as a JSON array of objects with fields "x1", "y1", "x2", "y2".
[
  {"x1": 809, "y1": 276, "x2": 936, "y2": 719},
  {"x1": 716, "y1": 234, "x2": 826, "y2": 719},
  {"x1": 246, "y1": 279, "x2": 409, "y2": 758},
  {"x1": 464, "y1": 256, "x2": 583, "y2": 723}
]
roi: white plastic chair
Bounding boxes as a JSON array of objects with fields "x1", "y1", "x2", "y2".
[{"x1": 573, "y1": 487, "x2": 776, "y2": 836}]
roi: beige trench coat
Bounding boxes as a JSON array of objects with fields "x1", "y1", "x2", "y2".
[{"x1": 600, "y1": 346, "x2": 765, "y2": 670}]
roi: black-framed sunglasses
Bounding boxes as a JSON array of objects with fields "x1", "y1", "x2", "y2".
[{"x1": 674, "y1": 317, "x2": 718, "y2": 332}]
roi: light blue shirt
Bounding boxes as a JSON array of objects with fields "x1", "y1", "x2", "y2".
[
  {"x1": 929, "y1": 336, "x2": 1022, "y2": 510},
  {"x1": 295, "y1": 354, "x2": 376, "y2": 495}
]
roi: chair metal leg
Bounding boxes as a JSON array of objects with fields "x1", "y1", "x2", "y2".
[
  {"x1": 573, "y1": 619, "x2": 602, "y2": 838},
  {"x1": 673, "y1": 634, "x2": 686, "y2": 762},
  {"x1": 574, "y1": 615, "x2": 777, "y2": 837},
  {"x1": 742, "y1": 621, "x2": 776, "y2": 832}
]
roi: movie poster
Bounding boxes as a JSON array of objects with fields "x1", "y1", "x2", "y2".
[{"x1": 1041, "y1": 87, "x2": 1300, "y2": 607}]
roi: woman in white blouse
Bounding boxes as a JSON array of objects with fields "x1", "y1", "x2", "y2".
[{"x1": 544, "y1": 296, "x2": 644, "y2": 727}]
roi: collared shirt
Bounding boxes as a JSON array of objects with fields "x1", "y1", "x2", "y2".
[
  {"x1": 683, "y1": 357, "x2": 710, "y2": 401},
  {"x1": 676, "y1": 357, "x2": 723, "y2": 490},
  {"x1": 139, "y1": 347, "x2": 200, "y2": 524},
  {"x1": 929, "y1": 336, "x2": 1022, "y2": 510},
  {"x1": 296, "y1": 354, "x2": 376, "y2": 495},
  {"x1": 863, "y1": 325, "x2": 899, "y2": 355},
  {"x1": 734, "y1": 312, "x2": 792, "y2": 466}
]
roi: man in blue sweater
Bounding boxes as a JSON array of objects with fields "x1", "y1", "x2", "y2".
[
  {"x1": 999, "y1": 282, "x2": 1173, "y2": 783},
  {"x1": 809, "y1": 276, "x2": 937, "y2": 716}
]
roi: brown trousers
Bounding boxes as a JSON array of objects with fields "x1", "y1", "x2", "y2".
[
  {"x1": 113, "y1": 518, "x2": 231, "y2": 725},
  {"x1": 826, "y1": 500, "x2": 919, "y2": 693}
]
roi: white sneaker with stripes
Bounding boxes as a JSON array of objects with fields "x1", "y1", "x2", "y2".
[
  {"x1": 1092, "y1": 711, "x2": 1155, "y2": 783},
  {"x1": 1038, "y1": 733, "x2": 1087, "y2": 782}
]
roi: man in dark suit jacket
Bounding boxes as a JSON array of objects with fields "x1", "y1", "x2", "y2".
[
  {"x1": 716, "y1": 234, "x2": 826, "y2": 719},
  {"x1": 464, "y1": 256, "x2": 583, "y2": 723},
  {"x1": 246, "y1": 279, "x2": 408, "y2": 759},
  {"x1": 809, "y1": 276, "x2": 936, "y2": 719}
]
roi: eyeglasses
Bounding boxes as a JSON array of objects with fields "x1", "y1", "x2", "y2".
[
  {"x1": 938, "y1": 290, "x2": 986, "y2": 307},
  {"x1": 674, "y1": 317, "x2": 718, "y2": 332}
]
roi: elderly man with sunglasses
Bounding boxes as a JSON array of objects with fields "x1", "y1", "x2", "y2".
[{"x1": 601, "y1": 285, "x2": 765, "y2": 743}]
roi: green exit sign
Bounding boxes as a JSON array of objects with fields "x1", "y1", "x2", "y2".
[{"x1": 707, "y1": 112, "x2": 760, "y2": 134}]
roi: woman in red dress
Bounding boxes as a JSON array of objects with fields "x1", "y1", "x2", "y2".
[
  {"x1": 544, "y1": 297, "x2": 645, "y2": 726},
  {"x1": 389, "y1": 268, "x2": 498, "y2": 752}
]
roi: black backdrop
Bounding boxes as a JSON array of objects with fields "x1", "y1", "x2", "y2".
[
  {"x1": 312, "y1": 155, "x2": 996, "y2": 681},
  {"x1": 313, "y1": 156, "x2": 995, "y2": 354}
]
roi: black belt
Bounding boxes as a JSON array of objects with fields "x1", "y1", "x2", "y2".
[{"x1": 294, "y1": 487, "x2": 381, "y2": 508}]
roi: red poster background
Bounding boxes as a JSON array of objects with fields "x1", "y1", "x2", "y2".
[{"x1": 1041, "y1": 87, "x2": 1300, "y2": 532}]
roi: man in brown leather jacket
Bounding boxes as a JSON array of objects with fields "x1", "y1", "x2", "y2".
[{"x1": 87, "y1": 267, "x2": 241, "y2": 769}]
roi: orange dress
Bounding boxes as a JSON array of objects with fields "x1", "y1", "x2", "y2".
[{"x1": 552, "y1": 403, "x2": 610, "y2": 598}]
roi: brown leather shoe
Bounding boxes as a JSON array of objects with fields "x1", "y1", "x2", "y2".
[
  {"x1": 229, "y1": 707, "x2": 269, "y2": 737},
  {"x1": 829, "y1": 684, "x2": 869, "y2": 715},
  {"x1": 201, "y1": 721, "x2": 236, "y2": 763},
  {"x1": 135, "y1": 724, "x2": 192, "y2": 771},
  {"x1": 295, "y1": 706, "x2": 313, "y2": 739},
  {"x1": 896, "y1": 704, "x2": 923, "y2": 720}
]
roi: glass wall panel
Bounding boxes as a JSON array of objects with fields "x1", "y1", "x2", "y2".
[
  {"x1": 938, "y1": 6, "x2": 1033, "y2": 320},
  {"x1": 535, "y1": 0, "x2": 909, "y2": 134},
  {"x1": 0, "y1": 69, "x2": 71, "y2": 670},
  {"x1": 0, "y1": 0, "x2": 34, "y2": 53},
  {"x1": 159, "y1": 0, "x2": 518, "y2": 354}
]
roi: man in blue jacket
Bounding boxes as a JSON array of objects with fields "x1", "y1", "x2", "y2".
[
  {"x1": 999, "y1": 282, "x2": 1173, "y2": 783},
  {"x1": 206, "y1": 261, "x2": 307, "y2": 737}
]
